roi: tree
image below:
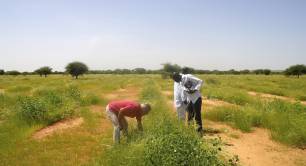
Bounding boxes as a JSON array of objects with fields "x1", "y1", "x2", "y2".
[
  {"x1": 284, "y1": 64, "x2": 306, "y2": 78},
  {"x1": 0, "y1": 70, "x2": 4, "y2": 75},
  {"x1": 35, "y1": 66, "x2": 52, "y2": 77},
  {"x1": 263, "y1": 69, "x2": 271, "y2": 75},
  {"x1": 253, "y1": 69, "x2": 263, "y2": 75},
  {"x1": 162, "y1": 63, "x2": 181, "y2": 73},
  {"x1": 181, "y1": 67, "x2": 195, "y2": 74},
  {"x1": 240, "y1": 70, "x2": 250, "y2": 74},
  {"x1": 6, "y1": 70, "x2": 20, "y2": 76},
  {"x1": 65, "y1": 62, "x2": 88, "y2": 79},
  {"x1": 133, "y1": 68, "x2": 146, "y2": 74},
  {"x1": 161, "y1": 63, "x2": 181, "y2": 79}
]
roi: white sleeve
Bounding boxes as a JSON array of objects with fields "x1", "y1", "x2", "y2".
[
  {"x1": 174, "y1": 82, "x2": 182, "y2": 107},
  {"x1": 188, "y1": 75, "x2": 203, "y2": 91}
]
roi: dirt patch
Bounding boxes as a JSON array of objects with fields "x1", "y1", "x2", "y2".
[
  {"x1": 32, "y1": 118, "x2": 84, "y2": 140},
  {"x1": 104, "y1": 87, "x2": 139, "y2": 101},
  {"x1": 205, "y1": 121, "x2": 306, "y2": 166},
  {"x1": 90, "y1": 105, "x2": 104, "y2": 113},
  {"x1": 203, "y1": 98, "x2": 234, "y2": 108},
  {"x1": 248, "y1": 91, "x2": 306, "y2": 105},
  {"x1": 0, "y1": 89, "x2": 4, "y2": 94},
  {"x1": 162, "y1": 90, "x2": 173, "y2": 97}
]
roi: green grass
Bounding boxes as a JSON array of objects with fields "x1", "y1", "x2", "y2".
[
  {"x1": 0, "y1": 74, "x2": 305, "y2": 165},
  {"x1": 92, "y1": 80, "x2": 225, "y2": 166},
  {"x1": 205, "y1": 100, "x2": 306, "y2": 147}
]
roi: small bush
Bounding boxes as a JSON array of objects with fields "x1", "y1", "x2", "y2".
[
  {"x1": 145, "y1": 131, "x2": 222, "y2": 166},
  {"x1": 18, "y1": 97, "x2": 48, "y2": 123},
  {"x1": 17, "y1": 87, "x2": 82, "y2": 124}
]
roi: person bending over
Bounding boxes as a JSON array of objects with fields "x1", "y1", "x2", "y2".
[
  {"x1": 105, "y1": 100, "x2": 151, "y2": 143},
  {"x1": 172, "y1": 73, "x2": 203, "y2": 133}
]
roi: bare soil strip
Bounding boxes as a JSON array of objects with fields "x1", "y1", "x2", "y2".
[
  {"x1": 206, "y1": 121, "x2": 306, "y2": 166},
  {"x1": 162, "y1": 90, "x2": 173, "y2": 97},
  {"x1": 248, "y1": 91, "x2": 306, "y2": 105},
  {"x1": 162, "y1": 90, "x2": 306, "y2": 166},
  {"x1": 203, "y1": 98, "x2": 235, "y2": 109},
  {"x1": 32, "y1": 118, "x2": 84, "y2": 140},
  {"x1": 104, "y1": 86, "x2": 139, "y2": 101}
]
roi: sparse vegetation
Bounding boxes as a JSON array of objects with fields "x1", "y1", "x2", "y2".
[{"x1": 0, "y1": 74, "x2": 305, "y2": 165}]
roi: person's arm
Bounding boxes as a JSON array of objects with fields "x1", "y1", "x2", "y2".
[
  {"x1": 118, "y1": 106, "x2": 132, "y2": 129},
  {"x1": 136, "y1": 118, "x2": 143, "y2": 131},
  {"x1": 188, "y1": 75, "x2": 203, "y2": 91}
]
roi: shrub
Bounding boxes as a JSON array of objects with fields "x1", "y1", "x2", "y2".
[
  {"x1": 18, "y1": 97, "x2": 48, "y2": 123},
  {"x1": 17, "y1": 87, "x2": 83, "y2": 124},
  {"x1": 145, "y1": 131, "x2": 223, "y2": 166}
]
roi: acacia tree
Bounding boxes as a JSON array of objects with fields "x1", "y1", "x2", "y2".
[
  {"x1": 35, "y1": 66, "x2": 52, "y2": 77},
  {"x1": 65, "y1": 62, "x2": 88, "y2": 79},
  {"x1": 181, "y1": 67, "x2": 195, "y2": 74},
  {"x1": 284, "y1": 64, "x2": 306, "y2": 78},
  {"x1": 161, "y1": 63, "x2": 181, "y2": 79}
]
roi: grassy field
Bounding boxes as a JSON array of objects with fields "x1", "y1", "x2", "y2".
[{"x1": 0, "y1": 74, "x2": 305, "y2": 165}]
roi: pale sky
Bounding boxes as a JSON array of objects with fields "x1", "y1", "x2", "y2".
[{"x1": 1, "y1": 0, "x2": 306, "y2": 71}]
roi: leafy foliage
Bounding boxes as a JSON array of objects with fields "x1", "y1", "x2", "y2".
[
  {"x1": 65, "y1": 62, "x2": 88, "y2": 79},
  {"x1": 17, "y1": 87, "x2": 82, "y2": 124},
  {"x1": 284, "y1": 64, "x2": 306, "y2": 78},
  {"x1": 5, "y1": 70, "x2": 20, "y2": 76},
  {"x1": 35, "y1": 66, "x2": 52, "y2": 77}
]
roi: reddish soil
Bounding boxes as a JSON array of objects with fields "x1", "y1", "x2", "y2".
[
  {"x1": 162, "y1": 90, "x2": 306, "y2": 166},
  {"x1": 248, "y1": 91, "x2": 306, "y2": 106},
  {"x1": 206, "y1": 121, "x2": 306, "y2": 166},
  {"x1": 32, "y1": 118, "x2": 84, "y2": 140},
  {"x1": 104, "y1": 86, "x2": 139, "y2": 101}
]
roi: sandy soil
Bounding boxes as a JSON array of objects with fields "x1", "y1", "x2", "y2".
[
  {"x1": 203, "y1": 98, "x2": 235, "y2": 108},
  {"x1": 32, "y1": 118, "x2": 84, "y2": 140},
  {"x1": 104, "y1": 86, "x2": 139, "y2": 101},
  {"x1": 206, "y1": 121, "x2": 306, "y2": 166},
  {"x1": 248, "y1": 91, "x2": 306, "y2": 106},
  {"x1": 162, "y1": 90, "x2": 173, "y2": 97},
  {"x1": 162, "y1": 90, "x2": 306, "y2": 166}
]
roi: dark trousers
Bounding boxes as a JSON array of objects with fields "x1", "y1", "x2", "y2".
[{"x1": 187, "y1": 97, "x2": 202, "y2": 132}]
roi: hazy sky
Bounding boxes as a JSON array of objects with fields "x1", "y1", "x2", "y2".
[{"x1": 1, "y1": 0, "x2": 306, "y2": 71}]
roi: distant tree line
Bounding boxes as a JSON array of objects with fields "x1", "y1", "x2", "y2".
[{"x1": 1, "y1": 63, "x2": 305, "y2": 78}]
